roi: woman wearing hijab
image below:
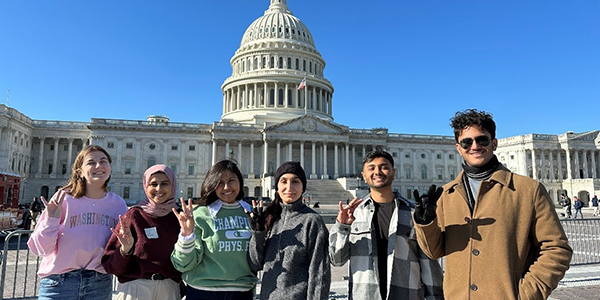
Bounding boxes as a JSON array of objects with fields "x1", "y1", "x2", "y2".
[
  {"x1": 247, "y1": 161, "x2": 331, "y2": 300},
  {"x1": 102, "y1": 164, "x2": 182, "y2": 300}
]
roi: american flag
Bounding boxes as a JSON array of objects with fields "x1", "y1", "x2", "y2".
[{"x1": 297, "y1": 77, "x2": 306, "y2": 90}]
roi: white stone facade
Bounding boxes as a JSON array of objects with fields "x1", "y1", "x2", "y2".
[
  {"x1": 1, "y1": 0, "x2": 597, "y2": 207},
  {"x1": 496, "y1": 131, "x2": 600, "y2": 206},
  {"x1": 1, "y1": 107, "x2": 458, "y2": 205}
]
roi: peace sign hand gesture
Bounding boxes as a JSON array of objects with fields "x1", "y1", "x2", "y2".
[
  {"x1": 41, "y1": 191, "x2": 67, "y2": 219},
  {"x1": 173, "y1": 198, "x2": 195, "y2": 237},
  {"x1": 110, "y1": 215, "x2": 134, "y2": 255},
  {"x1": 337, "y1": 197, "x2": 363, "y2": 225}
]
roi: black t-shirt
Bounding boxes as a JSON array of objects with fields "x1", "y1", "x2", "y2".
[{"x1": 372, "y1": 200, "x2": 396, "y2": 299}]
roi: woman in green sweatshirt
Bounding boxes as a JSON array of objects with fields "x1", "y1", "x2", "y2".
[{"x1": 171, "y1": 160, "x2": 256, "y2": 300}]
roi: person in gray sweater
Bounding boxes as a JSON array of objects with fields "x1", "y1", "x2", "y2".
[{"x1": 247, "y1": 162, "x2": 331, "y2": 300}]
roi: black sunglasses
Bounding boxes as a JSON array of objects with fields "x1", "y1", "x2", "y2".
[{"x1": 459, "y1": 136, "x2": 491, "y2": 149}]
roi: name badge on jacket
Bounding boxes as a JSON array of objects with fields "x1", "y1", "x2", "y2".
[{"x1": 145, "y1": 227, "x2": 159, "y2": 239}]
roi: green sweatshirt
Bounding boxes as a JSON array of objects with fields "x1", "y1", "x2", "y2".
[{"x1": 171, "y1": 200, "x2": 256, "y2": 291}]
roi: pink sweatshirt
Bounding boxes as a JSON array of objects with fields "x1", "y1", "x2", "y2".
[{"x1": 27, "y1": 191, "x2": 128, "y2": 277}]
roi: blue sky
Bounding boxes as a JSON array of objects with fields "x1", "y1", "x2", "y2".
[{"x1": 1, "y1": 0, "x2": 598, "y2": 139}]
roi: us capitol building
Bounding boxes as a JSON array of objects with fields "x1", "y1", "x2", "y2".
[{"x1": 1, "y1": 0, "x2": 599, "y2": 206}]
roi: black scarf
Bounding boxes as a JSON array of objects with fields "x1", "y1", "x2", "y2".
[{"x1": 462, "y1": 155, "x2": 499, "y2": 212}]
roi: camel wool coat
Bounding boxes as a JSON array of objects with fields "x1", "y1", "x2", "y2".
[{"x1": 415, "y1": 165, "x2": 572, "y2": 300}]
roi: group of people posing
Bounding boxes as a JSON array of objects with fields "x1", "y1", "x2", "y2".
[{"x1": 27, "y1": 109, "x2": 573, "y2": 300}]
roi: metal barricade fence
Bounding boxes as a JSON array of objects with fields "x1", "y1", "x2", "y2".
[
  {"x1": 1, "y1": 230, "x2": 120, "y2": 300},
  {"x1": 560, "y1": 218, "x2": 600, "y2": 265},
  {"x1": 1, "y1": 219, "x2": 599, "y2": 299},
  {"x1": 1, "y1": 229, "x2": 39, "y2": 300}
]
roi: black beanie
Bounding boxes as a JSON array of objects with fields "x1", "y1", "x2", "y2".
[{"x1": 274, "y1": 161, "x2": 307, "y2": 193}]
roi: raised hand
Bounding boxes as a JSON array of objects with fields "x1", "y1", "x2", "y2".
[
  {"x1": 413, "y1": 184, "x2": 443, "y2": 225},
  {"x1": 173, "y1": 198, "x2": 195, "y2": 236},
  {"x1": 337, "y1": 197, "x2": 363, "y2": 225},
  {"x1": 110, "y1": 214, "x2": 134, "y2": 255},
  {"x1": 247, "y1": 200, "x2": 266, "y2": 231},
  {"x1": 41, "y1": 191, "x2": 67, "y2": 219}
]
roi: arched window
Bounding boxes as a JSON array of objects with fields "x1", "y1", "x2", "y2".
[
  {"x1": 254, "y1": 186, "x2": 262, "y2": 197},
  {"x1": 287, "y1": 57, "x2": 292, "y2": 69},
  {"x1": 278, "y1": 89, "x2": 284, "y2": 105},
  {"x1": 295, "y1": 58, "x2": 299, "y2": 70},
  {"x1": 421, "y1": 165, "x2": 427, "y2": 180},
  {"x1": 316, "y1": 94, "x2": 320, "y2": 111},
  {"x1": 287, "y1": 89, "x2": 292, "y2": 106},
  {"x1": 148, "y1": 157, "x2": 156, "y2": 169},
  {"x1": 278, "y1": 57, "x2": 283, "y2": 68},
  {"x1": 269, "y1": 89, "x2": 275, "y2": 106}
]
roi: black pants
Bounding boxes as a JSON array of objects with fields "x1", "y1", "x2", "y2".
[{"x1": 185, "y1": 287, "x2": 253, "y2": 300}]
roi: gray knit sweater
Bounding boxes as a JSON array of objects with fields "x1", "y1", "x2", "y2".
[{"x1": 247, "y1": 199, "x2": 331, "y2": 300}]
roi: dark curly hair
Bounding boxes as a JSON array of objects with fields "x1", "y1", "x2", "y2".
[{"x1": 450, "y1": 109, "x2": 496, "y2": 142}]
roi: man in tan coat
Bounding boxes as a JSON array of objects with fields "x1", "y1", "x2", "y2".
[{"x1": 413, "y1": 109, "x2": 572, "y2": 300}]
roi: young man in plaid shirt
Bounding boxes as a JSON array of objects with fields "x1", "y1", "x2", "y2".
[{"x1": 329, "y1": 150, "x2": 444, "y2": 300}]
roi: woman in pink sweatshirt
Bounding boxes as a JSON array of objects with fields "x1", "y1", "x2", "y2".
[{"x1": 27, "y1": 145, "x2": 128, "y2": 300}]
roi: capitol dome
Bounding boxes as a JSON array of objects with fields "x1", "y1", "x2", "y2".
[
  {"x1": 221, "y1": 0, "x2": 334, "y2": 125},
  {"x1": 240, "y1": 1, "x2": 315, "y2": 49}
]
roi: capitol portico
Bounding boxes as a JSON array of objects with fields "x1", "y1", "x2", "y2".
[{"x1": 1, "y1": 0, "x2": 599, "y2": 206}]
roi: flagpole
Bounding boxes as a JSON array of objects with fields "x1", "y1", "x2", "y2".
[{"x1": 304, "y1": 78, "x2": 308, "y2": 115}]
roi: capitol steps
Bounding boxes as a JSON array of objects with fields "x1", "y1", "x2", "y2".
[{"x1": 303, "y1": 179, "x2": 355, "y2": 207}]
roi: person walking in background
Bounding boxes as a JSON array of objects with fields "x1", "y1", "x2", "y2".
[
  {"x1": 27, "y1": 145, "x2": 128, "y2": 300},
  {"x1": 102, "y1": 164, "x2": 182, "y2": 300},
  {"x1": 247, "y1": 162, "x2": 331, "y2": 300},
  {"x1": 592, "y1": 195, "x2": 599, "y2": 216},
  {"x1": 171, "y1": 160, "x2": 256, "y2": 300},
  {"x1": 29, "y1": 196, "x2": 43, "y2": 230},
  {"x1": 560, "y1": 194, "x2": 572, "y2": 218},
  {"x1": 573, "y1": 196, "x2": 584, "y2": 219},
  {"x1": 329, "y1": 150, "x2": 443, "y2": 300},
  {"x1": 413, "y1": 109, "x2": 572, "y2": 300}
]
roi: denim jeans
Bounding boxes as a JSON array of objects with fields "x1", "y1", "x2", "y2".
[
  {"x1": 38, "y1": 269, "x2": 112, "y2": 300},
  {"x1": 574, "y1": 208, "x2": 584, "y2": 219}
]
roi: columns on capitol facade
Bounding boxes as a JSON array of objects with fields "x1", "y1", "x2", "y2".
[
  {"x1": 209, "y1": 136, "x2": 383, "y2": 180},
  {"x1": 520, "y1": 147, "x2": 600, "y2": 181}
]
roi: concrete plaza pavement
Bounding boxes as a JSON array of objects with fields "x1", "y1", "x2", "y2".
[{"x1": 327, "y1": 248, "x2": 600, "y2": 300}]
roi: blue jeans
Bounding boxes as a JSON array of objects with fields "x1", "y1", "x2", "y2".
[
  {"x1": 38, "y1": 269, "x2": 112, "y2": 300},
  {"x1": 574, "y1": 208, "x2": 584, "y2": 219}
]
